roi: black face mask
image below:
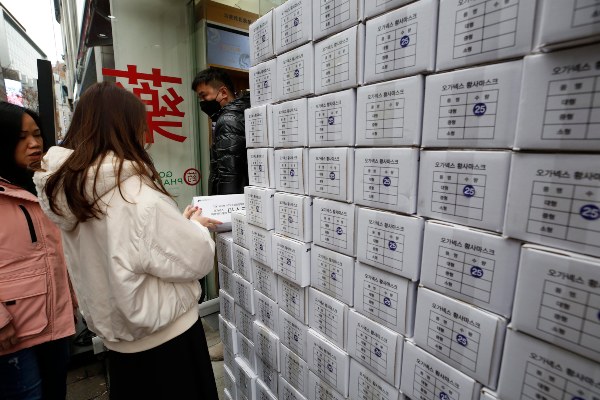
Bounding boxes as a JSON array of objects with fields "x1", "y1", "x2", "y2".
[
  {"x1": 199, "y1": 92, "x2": 223, "y2": 118},
  {"x1": 199, "y1": 99, "x2": 221, "y2": 118}
]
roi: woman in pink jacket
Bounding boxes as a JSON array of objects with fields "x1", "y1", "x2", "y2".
[{"x1": 0, "y1": 102, "x2": 76, "y2": 399}]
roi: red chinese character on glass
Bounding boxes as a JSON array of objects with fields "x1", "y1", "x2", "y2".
[{"x1": 102, "y1": 65, "x2": 187, "y2": 143}]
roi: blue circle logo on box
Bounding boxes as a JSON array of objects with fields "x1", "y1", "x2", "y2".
[
  {"x1": 470, "y1": 266, "x2": 484, "y2": 278},
  {"x1": 463, "y1": 185, "x2": 476, "y2": 197},
  {"x1": 400, "y1": 35, "x2": 410, "y2": 48},
  {"x1": 473, "y1": 103, "x2": 487, "y2": 116},
  {"x1": 580, "y1": 204, "x2": 600, "y2": 220}
]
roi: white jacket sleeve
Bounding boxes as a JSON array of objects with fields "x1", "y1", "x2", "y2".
[{"x1": 136, "y1": 198, "x2": 215, "y2": 282}]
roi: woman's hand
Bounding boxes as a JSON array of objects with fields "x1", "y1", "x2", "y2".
[
  {"x1": 0, "y1": 323, "x2": 18, "y2": 351},
  {"x1": 190, "y1": 208, "x2": 223, "y2": 231},
  {"x1": 183, "y1": 205, "x2": 197, "y2": 219}
]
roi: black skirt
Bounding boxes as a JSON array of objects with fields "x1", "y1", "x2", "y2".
[{"x1": 107, "y1": 318, "x2": 219, "y2": 400}]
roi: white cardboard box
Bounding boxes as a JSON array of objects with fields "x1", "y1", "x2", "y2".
[
  {"x1": 274, "y1": 0, "x2": 312, "y2": 55},
  {"x1": 236, "y1": 304, "x2": 257, "y2": 340},
  {"x1": 503, "y1": 153, "x2": 600, "y2": 257},
  {"x1": 220, "y1": 315, "x2": 238, "y2": 354},
  {"x1": 238, "y1": 331, "x2": 257, "y2": 370},
  {"x1": 216, "y1": 232, "x2": 234, "y2": 269},
  {"x1": 401, "y1": 340, "x2": 481, "y2": 400},
  {"x1": 311, "y1": 245, "x2": 355, "y2": 306},
  {"x1": 364, "y1": 0, "x2": 414, "y2": 19},
  {"x1": 312, "y1": 0, "x2": 364, "y2": 41},
  {"x1": 256, "y1": 378, "x2": 278, "y2": 400},
  {"x1": 307, "y1": 329, "x2": 351, "y2": 397},
  {"x1": 235, "y1": 357, "x2": 258, "y2": 400},
  {"x1": 220, "y1": 289, "x2": 236, "y2": 323},
  {"x1": 364, "y1": 0, "x2": 438, "y2": 84},
  {"x1": 422, "y1": 60, "x2": 523, "y2": 149},
  {"x1": 534, "y1": 0, "x2": 600, "y2": 50},
  {"x1": 435, "y1": 0, "x2": 536, "y2": 72},
  {"x1": 309, "y1": 148, "x2": 355, "y2": 203},
  {"x1": 274, "y1": 148, "x2": 310, "y2": 195},
  {"x1": 248, "y1": 148, "x2": 276, "y2": 189},
  {"x1": 255, "y1": 289, "x2": 279, "y2": 333},
  {"x1": 511, "y1": 245, "x2": 600, "y2": 362},
  {"x1": 272, "y1": 234, "x2": 312, "y2": 287},
  {"x1": 308, "y1": 371, "x2": 347, "y2": 400},
  {"x1": 224, "y1": 346, "x2": 235, "y2": 374},
  {"x1": 355, "y1": 75, "x2": 424, "y2": 147},
  {"x1": 233, "y1": 243, "x2": 253, "y2": 283},
  {"x1": 234, "y1": 273, "x2": 255, "y2": 314},
  {"x1": 356, "y1": 207, "x2": 424, "y2": 281},
  {"x1": 280, "y1": 343, "x2": 310, "y2": 394},
  {"x1": 420, "y1": 220, "x2": 522, "y2": 317},
  {"x1": 354, "y1": 147, "x2": 419, "y2": 214},
  {"x1": 193, "y1": 196, "x2": 245, "y2": 232},
  {"x1": 277, "y1": 43, "x2": 315, "y2": 102},
  {"x1": 272, "y1": 98, "x2": 309, "y2": 148},
  {"x1": 348, "y1": 359, "x2": 400, "y2": 400},
  {"x1": 314, "y1": 24, "x2": 365, "y2": 95},
  {"x1": 250, "y1": 10, "x2": 275, "y2": 66},
  {"x1": 353, "y1": 262, "x2": 417, "y2": 336},
  {"x1": 347, "y1": 309, "x2": 403, "y2": 387},
  {"x1": 308, "y1": 288, "x2": 348, "y2": 349},
  {"x1": 250, "y1": 59, "x2": 278, "y2": 107},
  {"x1": 279, "y1": 276, "x2": 309, "y2": 324},
  {"x1": 245, "y1": 186, "x2": 276, "y2": 230},
  {"x1": 219, "y1": 263, "x2": 235, "y2": 295},
  {"x1": 308, "y1": 89, "x2": 356, "y2": 147},
  {"x1": 274, "y1": 192, "x2": 313, "y2": 242},
  {"x1": 513, "y1": 44, "x2": 600, "y2": 151},
  {"x1": 253, "y1": 321, "x2": 280, "y2": 370},
  {"x1": 480, "y1": 389, "x2": 499, "y2": 400},
  {"x1": 417, "y1": 150, "x2": 512, "y2": 232},
  {"x1": 245, "y1": 104, "x2": 274, "y2": 148},
  {"x1": 253, "y1": 259, "x2": 278, "y2": 302},
  {"x1": 312, "y1": 198, "x2": 356, "y2": 257},
  {"x1": 223, "y1": 388, "x2": 234, "y2": 400},
  {"x1": 413, "y1": 288, "x2": 507, "y2": 388},
  {"x1": 232, "y1": 210, "x2": 249, "y2": 249},
  {"x1": 497, "y1": 328, "x2": 600, "y2": 400},
  {"x1": 224, "y1": 364, "x2": 237, "y2": 400},
  {"x1": 279, "y1": 375, "x2": 308, "y2": 400},
  {"x1": 248, "y1": 225, "x2": 274, "y2": 267},
  {"x1": 256, "y1": 356, "x2": 279, "y2": 394},
  {"x1": 279, "y1": 308, "x2": 309, "y2": 361}
]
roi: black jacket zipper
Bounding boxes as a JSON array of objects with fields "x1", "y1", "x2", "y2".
[{"x1": 18, "y1": 205, "x2": 38, "y2": 243}]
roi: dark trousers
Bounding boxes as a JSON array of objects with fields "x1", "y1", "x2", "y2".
[
  {"x1": 107, "y1": 319, "x2": 218, "y2": 400},
  {"x1": 0, "y1": 337, "x2": 70, "y2": 400}
]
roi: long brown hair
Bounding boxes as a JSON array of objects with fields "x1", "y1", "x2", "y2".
[{"x1": 44, "y1": 82, "x2": 170, "y2": 222}]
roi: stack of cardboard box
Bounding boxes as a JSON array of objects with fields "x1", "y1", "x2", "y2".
[{"x1": 217, "y1": 1, "x2": 600, "y2": 400}]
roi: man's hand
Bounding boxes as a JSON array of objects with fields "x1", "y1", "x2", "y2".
[
  {"x1": 0, "y1": 323, "x2": 18, "y2": 352},
  {"x1": 190, "y1": 208, "x2": 223, "y2": 231}
]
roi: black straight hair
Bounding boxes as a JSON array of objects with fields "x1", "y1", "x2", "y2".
[
  {"x1": 191, "y1": 67, "x2": 236, "y2": 95},
  {"x1": 0, "y1": 101, "x2": 45, "y2": 194}
]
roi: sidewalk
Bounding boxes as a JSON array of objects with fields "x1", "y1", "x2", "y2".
[{"x1": 66, "y1": 314, "x2": 224, "y2": 400}]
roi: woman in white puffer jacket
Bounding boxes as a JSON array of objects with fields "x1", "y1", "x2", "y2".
[{"x1": 34, "y1": 82, "x2": 221, "y2": 399}]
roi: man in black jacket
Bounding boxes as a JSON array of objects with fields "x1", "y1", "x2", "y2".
[{"x1": 192, "y1": 67, "x2": 250, "y2": 195}]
